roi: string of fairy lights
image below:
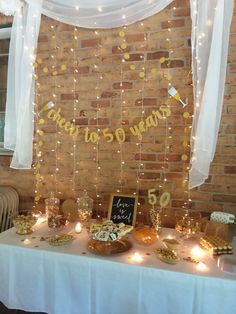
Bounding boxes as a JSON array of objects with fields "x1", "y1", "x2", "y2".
[
  {"x1": 32, "y1": 51, "x2": 43, "y2": 211},
  {"x1": 51, "y1": 22, "x2": 61, "y2": 198},
  {"x1": 94, "y1": 34, "x2": 102, "y2": 208},
  {"x1": 135, "y1": 31, "x2": 147, "y2": 212},
  {"x1": 71, "y1": 26, "x2": 79, "y2": 199},
  {"x1": 95, "y1": 108, "x2": 102, "y2": 210},
  {"x1": 117, "y1": 27, "x2": 126, "y2": 194},
  {"x1": 164, "y1": 4, "x2": 192, "y2": 209},
  {"x1": 182, "y1": 94, "x2": 192, "y2": 209},
  {"x1": 31, "y1": 3, "x2": 192, "y2": 216},
  {"x1": 159, "y1": 13, "x2": 173, "y2": 191},
  {"x1": 117, "y1": 18, "x2": 175, "y2": 215},
  {"x1": 32, "y1": 48, "x2": 52, "y2": 212}
]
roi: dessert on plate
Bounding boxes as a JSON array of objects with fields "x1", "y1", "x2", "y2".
[
  {"x1": 155, "y1": 247, "x2": 180, "y2": 265},
  {"x1": 90, "y1": 220, "x2": 133, "y2": 242},
  {"x1": 47, "y1": 234, "x2": 74, "y2": 246},
  {"x1": 133, "y1": 227, "x2": 158, "y2": 245}
]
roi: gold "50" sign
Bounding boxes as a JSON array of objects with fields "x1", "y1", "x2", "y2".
[{"x1": 148, "y1": 189, "x2": 171, "y2": 208}]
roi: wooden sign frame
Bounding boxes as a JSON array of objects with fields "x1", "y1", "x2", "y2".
[{"x1": 108, "y1": 194, "x2": 138, "y2": 226}]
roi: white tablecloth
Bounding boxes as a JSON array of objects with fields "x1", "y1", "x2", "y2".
[{"x1": 0, "y1": 220, "x2": 236, "y2": 314}]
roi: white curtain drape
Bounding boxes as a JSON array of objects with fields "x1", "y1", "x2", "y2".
[
  {"x1": 4, "y1": 0, "x2": 42, "y2": 168},
  {"x1": 189, "y1": 0, "x2": 234, "y2": 188},
  {"x1": 0, "y1": 0, "x2": 234, "y2": 188},
  {"x1": 0, "y1": 0, "x2": 22, "y2": 16},
  {"x1": 3, "y1": 0, "x2": 173, "y2": 169},
  {"x1": 40, "y1": 0, "x2": 173, "y2": 28}
]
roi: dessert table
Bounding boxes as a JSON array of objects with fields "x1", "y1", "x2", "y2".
[{"x1": 0, "y1": 218, "x2": 235, "y2": 314}]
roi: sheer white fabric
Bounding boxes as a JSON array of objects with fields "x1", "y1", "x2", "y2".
[
  {"x1": 4, "y1": 0, "x2": 173, "y2": 169},
  {"x1": 0, "y1": 0, "x2": 22, "y2": 16},
  {"x1": 4, "y1": 1, "x2": 42, "y2": 168},
  {"x1": 189, "y1": 0, "x2": 234, "y2": 188},
  {"x1": 2, "y1": 0, "x2": 234, "y2": 189},
  {"x1": 40, "y1": 0, "x2": 173, "y2": 28}
]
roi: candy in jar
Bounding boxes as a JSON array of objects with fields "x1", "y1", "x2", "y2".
[
  {"x1": 45, "y1": 192, "x2": 60, "y2": 228},
  {"x1": 77, "y1": 190, "x2": 93, "y2": 224}
]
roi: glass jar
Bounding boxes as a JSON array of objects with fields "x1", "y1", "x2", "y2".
[
  {"x1": 45, "y1": 192, "x2": 60, "y2": 228},
  {"x1": 175, "y1": 209, "x2": 201, "y2": 237},
  {"x1": 77, "y1": 190, "x2": 93, "y2": 224}
]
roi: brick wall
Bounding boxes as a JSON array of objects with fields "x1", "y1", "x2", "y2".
[
  {"x1": 0, "y1": 14, "x2": 12, "y2": 25},
  {"x1": 0, "y1": 0, "x2": 235, "y2": 223}
]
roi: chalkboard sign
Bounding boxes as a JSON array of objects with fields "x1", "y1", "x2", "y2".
[{"x1": 108, "y1": 194, "x2": 138, "y2": 226}]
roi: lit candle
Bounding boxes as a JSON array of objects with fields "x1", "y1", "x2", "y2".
[
  {"x1": 131, "y1": 252, "x2": 143, "y2": 263},
  {"x1": 36, "y1": 216, "x2": 47, "y2": 225},
  {"x1": 196, "y1": 262, "x2": 208, "y2": 272},
  {"x1": 23, "y1": 238, "x2": 31, "y2": 245},
  {"x1": 191, "y1": 246, "x2": 205, "y2": 259},
  {"x1": 75, "y1": 222, "x2": 82, "y2": 233},
  {"x1": 167, "y1": 235, "x2": 173, "y2": 239}
]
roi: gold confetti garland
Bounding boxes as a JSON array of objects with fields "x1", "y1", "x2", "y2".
[
  {"x1": 93, "y1": 30, "x2": 102, "y2": 211},
  {"x1": 50, "y1": 22, "x2": 62, "y2": 198},
  {"x1": 182, "y1": 89, "x2": 192, "y2": 208},
  {"x1": 33, "y1": 50, "x2": 43, "y2": 211},
  {"x1": 70, "y1": 26, "x2": 79, "y2": 199}
]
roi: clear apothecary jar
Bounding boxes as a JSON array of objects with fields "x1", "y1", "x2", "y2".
[
  {"x1": 175, "y1": 209, "x2": 202, "y2": 237},
  {"x1": 45, "y1": 192, "x2": 60, "y2": 228},
  {"x1": 77, "y1": 190, "x2": 93, "y2": 225}
]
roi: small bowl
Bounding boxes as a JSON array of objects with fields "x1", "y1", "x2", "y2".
[
  {"x1": 133, "y1": 227, "x2": 158, "y2": 246},
  {"x1": 13, "y1": 215, "x2": 38, "y2": 235},
  {"x1": 175, "y1": 210, "x2": 201, "y2": 237},
  {"x1": 217, "y1": 255, "x2": 236, "y2": 274},
  {"x1": 47, "y1": 234, "x2": 74, "y2": 246},
  {"x1": 162, "y1": 238, "x2": 181, "y2": 251},
  {"x1": 155, "y1": 248, "x2": 180, "y2": 265}
]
